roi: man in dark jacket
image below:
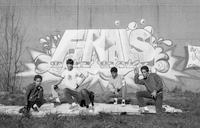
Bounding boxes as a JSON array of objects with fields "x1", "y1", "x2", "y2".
[
  {"x1": 19, "y1": 75, "x2": 44, "y2": 115},
  {"x1": 134, "y1": 66, "x2": 164, "y2": 113}
]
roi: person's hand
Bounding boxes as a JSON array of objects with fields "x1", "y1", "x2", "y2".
[
  {"x1": 151, "y1": 90, "x2": 157, "y2": 98},
  {"x1": 114, "y1": 90, "x2": 119, "y2": 95},
  {"x1": 54, "y1": 85, "x2": 58, "y2": 90},
  {"x1": 76, "y1": 84, "x2": 79, "y2": 89},
  {"x1": 134, "y1": 67, "x2": 139, "y2": 74}
]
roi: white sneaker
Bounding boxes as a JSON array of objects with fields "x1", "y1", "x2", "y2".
[
  {"x1": 33, "y1": 104, "x2": 39, "y2": 112},
  {"x1": 88, "y1": 106, "x2": 94, "y2": 113},
  {"x1": 69, "y1": 103, "x2": 79, "y2": 111},
  {"x1": 55, "y1": 97, "x2": 61, "y2": 103},
  {"x1": 139, "y1": 107, "x2": 149, "y2": 113},
  {"x1": 121, "y1": 99, "x2": 125, "y2": 107},
  {"x1": 113, "y1": 98, "x2": 118, "y2": 104}
]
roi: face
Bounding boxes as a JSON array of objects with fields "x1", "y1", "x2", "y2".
[
  {"x1": 111, "y1": 72, "x2": 118, "y2": 79},
  {"x1": 34, "y1": 78, "x2": 42, "y2": 86},
  {"x1": 67, "y1": 63, "x2": 73, "y2": 71},
  {"x1": 141, "y1": 69, "x2": 149, "y2": 79}
]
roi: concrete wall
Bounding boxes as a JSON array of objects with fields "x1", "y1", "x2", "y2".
[{"x1": 1, "y1": 0, "x2": 200, "y2": 93}]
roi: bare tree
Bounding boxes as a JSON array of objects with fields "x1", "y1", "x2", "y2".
[{"x1": 0, "y1": 6, "x2": 25, "y2": 92}]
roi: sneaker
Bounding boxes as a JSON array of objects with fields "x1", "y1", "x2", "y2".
[
  {"x1": 121, "y1": 99, "x2": 125, "y2": 107},
  {"x1": 113, "y1": 98, "x2": 118, "y2": 105},
  {"x1": 69, "y1": 103, "x2": 79, "y2": 111},
  {"x1": 139, "y1": 107, "x2": 149, "y2": 114},
  {"x1": 32, "y1": 104, "x2": 39, "y2": 112},
  {"x1": 88, "y1": 106, "x2": 94, "y2": 113}
]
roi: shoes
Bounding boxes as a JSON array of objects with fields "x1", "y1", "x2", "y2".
[
  {"x1": 139, "y1": 107, "x2": 150, "y2": 113},
  {"x1": 113, "y1": 98, "x2": 118, "y2": 104},
  {"x1": 19, "y1": 106, "x2": 28, "y2": 114},
  {"x1": 121, "y1": 99, "x2": 126, "y2": 107},
  {"x1": 69, "y1": 103, "x2": 79, "y2": 111},
  {"x1": 49, "y1": 97, "x2": 61, "y2": 107},
  {"x1": 33, "y1": 107, "x2": 39, "y2": 112},
  {"x1": 19, "y1": 107, "x2": 30, "y2": 118},
  {"x1": 88, "y1": 106, "x2": 94, "y2": 113},
  {"x1": 32, "y1": 104, "x2": 39, "y2": 112}
]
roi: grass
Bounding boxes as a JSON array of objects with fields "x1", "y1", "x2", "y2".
[{"x1": 0, "y1": 91, "x2": 200, "y2": 128}]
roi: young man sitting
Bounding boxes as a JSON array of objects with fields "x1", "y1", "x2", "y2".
[
  {"x1": 103, "y1": 67, "x2": 127, "y2": 106},
  {"x1": 51, "y1": 59, "x2": 93, "y2": 110},
  {"x1": 19, "y1": 75, "x2": 45, "y2": 115}
]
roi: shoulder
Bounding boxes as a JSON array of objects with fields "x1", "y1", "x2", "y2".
[
  {"x1": 119, "y1": 74, "x2": 124, "y2": 78},
  {"x1": 108, "y1": 76, "x2": 114, "y2": 83},
  {"x1": 118, "y1": 75, "x2": 124, "y2": 80},
  {"x1": 150, "y1": 73, "x2": 161, "y2": 78},
  {"x1": 61, "y1": 69, "x2": 69, "y2": 75},
  {"x1": 73, "y1": 68, "x2": 83, "y2": 75},
  {"x1": 74, "y1": 68, "x2": 81, "y2": 73},
  {"x1": 72, "y1": 68, "x2": 79, "y2": 72}
]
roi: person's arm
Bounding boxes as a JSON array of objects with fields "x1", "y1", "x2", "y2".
[
  {"x1": 53, "y1": 77, "x2": 64, "y2": 89},
  {"x1": 121, "y1": 76, "x2": 126, "y2": 87},
  {"x1": 150, "y1": 74, "x2": 163, "y2": 98},
  {"x1": 134, "y1": 73, "x2": 145, "y2": 85},
  {"x1": 37, "y1": 86, "x2": 44, "y2": 99},
  {"x1": 107, "y1": 81, "x2": 115, "y2": 93},
  {"x1": 55, "y1": 77, "x2": 64, "y2": 86},
  {"x1": 49, "y1": 72, "x2": 63, "y2": 78},
  {"x1": 76, "y1": 72, "x2": 86, "y2": 88},
  {"x1": 53, "y1": 70, "x2": 66, "y2": 89},
  {"x1": 134, "y1": 67, "x2": 145, "y2": 85},
  {"x1": 25, "y1": 84, "x2": 34, "y2": 104},
  {"x1": 154, "y1": 74, "x2": 163, "y2": 91}
]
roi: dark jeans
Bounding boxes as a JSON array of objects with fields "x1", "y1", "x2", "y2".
[
  {"x1": 61, "y1": 88, "x2": 91, "y2": 107},
  {"x1": 136, "y1": 91, "x2": 163, "y2": 113},
  {"x1": 26, "y1": 99, "x2": 44, "y2": 112}
]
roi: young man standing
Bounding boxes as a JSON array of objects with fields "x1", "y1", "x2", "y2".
[
  {"x1": 52, "y1": 59, "x2": 88, "y2": 109},
  {"x1": 104, "y1": 67, "x2": 127, "y2": 106},
  {"x1": 134, "y1": 66, "x2": 164, "y2": 113}
]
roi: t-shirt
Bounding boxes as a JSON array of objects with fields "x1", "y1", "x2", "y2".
[
  {"x1": 59, "y1": 68, "x2": 82, "y2": 90},
  {"x1": 107, "y1": 75, "x2": 125, "y2": 92}
]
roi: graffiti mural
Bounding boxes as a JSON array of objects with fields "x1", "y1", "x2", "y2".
[
  {"x1": 18, "y1": 20, "x2": 187, "y2": 94},
  {"x1": 185, "y1": 45, "x2": 200, "y2": 69}
]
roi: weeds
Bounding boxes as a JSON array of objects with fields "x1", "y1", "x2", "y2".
[{"x1": 0, "y1": 91, "x2": 200, "y2": 128}]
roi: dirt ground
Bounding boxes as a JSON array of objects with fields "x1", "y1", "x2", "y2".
[{"x1": 0, "y1": 91, "x2": 200, "y2": 128}]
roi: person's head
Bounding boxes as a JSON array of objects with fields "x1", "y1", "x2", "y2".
[
  {"x1": 110, "y1": 67, "x2": 118, "y2": 79},
  {"x1": 66, "y1": 59, "x2": 74, "y2": 71},
  {"x1": 33, "y1": 75, "x2": 42, "y2": 86},
  {"x1": 140, "y1": 66, "x2": 149, "y2": 79}
]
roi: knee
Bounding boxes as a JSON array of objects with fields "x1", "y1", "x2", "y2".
[
  {"x1": 136, "y1": 91, "x2": 141, "y2": 98},
  {"x1": 80, "y1": 89, "x2": 88, "y2": 96},
  {"x1": 64, "y1": 88, "x2": 71, "y2": 92}
]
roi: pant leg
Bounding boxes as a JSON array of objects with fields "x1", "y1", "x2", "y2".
[
  {"x1": 102, "y1": 91, "x2": 117, "y2": 103},
  {"x1": 51, "y1": 84, "x2": 59, "y2": 98},
  {"x1": 35, "y1": 98, "x2": 46, "y2": 108},
  {"x1": 136, "y1": 91, "x2": 153, "y2": 107},
  {"x1": 79, "y1": 89, "x2": 91, "y2": 107},
  {"x1": 26, "y1": 101, "x2": 35, "y2": 112},
  {"x1": 118, "y1": 85, "x2": 127, "y2": 99},
  {"x1": 62, "y1": 88, "x2": 80, "y2": 104},
  {"x1": 155, "y1": 92, "x2": 163, "y2": 113}
]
